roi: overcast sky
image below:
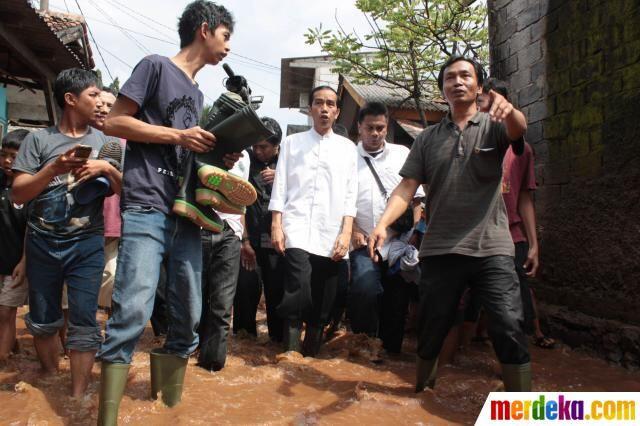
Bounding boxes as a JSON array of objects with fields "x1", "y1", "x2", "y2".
[{"x1": 46, "y1": 0, "x2": 370, "y2": 130}]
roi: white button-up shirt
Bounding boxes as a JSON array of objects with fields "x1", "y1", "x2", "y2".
[
  {"x1": 269, "y1": 128, "x2": 358, "y2": 258},
  {"x1": 355, "y1": 141, "x2": 425, "y2": 257},
  {"x1": 218, "y1": 150, "x2": 251, "y2": 240}
]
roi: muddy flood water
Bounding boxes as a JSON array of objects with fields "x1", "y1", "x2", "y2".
[{"x1": 2, "y1": 307, "x2": 640, "y2": 425}]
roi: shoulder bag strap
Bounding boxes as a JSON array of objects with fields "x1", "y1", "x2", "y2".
[{"x1": 363, "y1": 156, "x2": 388, "y2": 200}]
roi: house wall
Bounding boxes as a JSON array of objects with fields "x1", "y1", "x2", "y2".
[{"x1": 488, "y1": 0, "x2": 640, "y2": 367}]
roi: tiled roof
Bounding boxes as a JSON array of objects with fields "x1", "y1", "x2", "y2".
[
  {"x1": 35, "y1": 9, "x2": 94, "y2": 69},
  {"x1": 349, "y1": 81, "x2": 449, "y2": 112}
]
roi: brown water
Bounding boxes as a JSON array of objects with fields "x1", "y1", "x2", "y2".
[{"x1": 1, "y1": 308, "x2": 639, "y2": 425}]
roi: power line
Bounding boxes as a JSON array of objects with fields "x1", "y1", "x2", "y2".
[
  {"x1": 108, "y1": 0, "x2": 176, "y2": 32},
  {"x1": 87, "y1": 0, "x2": 151, "y2": 55},
  {"x1": 74, "y1": 0, "x2": 114, "y2": 81},
  {"x1": 49, "y1": 2, "x2": 178, "y2": 45}
]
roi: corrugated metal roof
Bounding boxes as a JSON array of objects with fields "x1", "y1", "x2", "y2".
[
  {"x1": 397, "y1": 119, "x2": 424, "y2": 139},
  {"x1": 349, "y1": 81, "x2": 449, "y2": 112}
]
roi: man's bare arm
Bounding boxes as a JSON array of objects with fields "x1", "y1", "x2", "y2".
[{"x1": 104, "y1": 96, "x2": 215, "y2": 153}]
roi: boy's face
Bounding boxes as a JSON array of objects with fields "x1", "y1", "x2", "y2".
[
  {"x1": 0, "y1": 147, "x2": 19, "y2": 177},
  {"x1": 66, "y1": 85, "x2": 102, "y2": 120},
  {"x1": 204, "y1": 24, "x2": 231, "y2": 65}
]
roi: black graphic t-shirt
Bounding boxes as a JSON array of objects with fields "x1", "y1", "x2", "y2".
[{"x1": 119, "y1": 54, "x2": 204, "y2": 214}]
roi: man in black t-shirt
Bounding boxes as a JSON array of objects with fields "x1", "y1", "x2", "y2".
[
  {"x1": 233, "y1": 117, "x2": 285, "y2": 341},
  {"x1": 95, "y1": 2, "x2": 239, "y2": 423}
]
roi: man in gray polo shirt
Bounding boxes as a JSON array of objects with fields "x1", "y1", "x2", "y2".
[{"x1": 369, "y1": 56, "x2": 531, "y2": 392}]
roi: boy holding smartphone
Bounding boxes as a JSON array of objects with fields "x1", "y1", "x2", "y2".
[{"x1": 11, "y1": 68, "x2": 122, "y2": 398}]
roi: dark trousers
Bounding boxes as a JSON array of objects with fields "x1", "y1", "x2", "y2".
[
  {"x1": 514, "y1": 242, "x2": 535, "y2": 333},
  {"x1": 347, "y1": 247, "x2": 412, "y2": 353},
  {"x1": 277, "y1": 248, "x2": 343, "y2": 327},
  {"x1": 198, "y1": 226, "x2": 241, "y2": 371},
  {"x1": 233, "y1": 247, "x2": 285, "y2": 341},
  {"x1": 328, "y1": 261, "x2": 350, "y2": 326},
  {"x1": 418, "y1": 254, "x2": 530, "y2": 365},
  {"x1": 463, "y1": 242, "x2": 536, "y2": 333}
]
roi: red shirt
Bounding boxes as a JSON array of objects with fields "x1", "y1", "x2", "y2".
[{"x1": 502, "y1": 142, "x2": 536, "y2": 243}]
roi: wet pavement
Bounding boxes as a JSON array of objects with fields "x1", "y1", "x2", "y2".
[{"x1": 1, "y1": 307, "x2": 639, "y2": 425}]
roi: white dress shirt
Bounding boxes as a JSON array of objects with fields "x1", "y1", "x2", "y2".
[
  {"x1": 218, "y1": 150, "x2": 251, "y2": 239},
  {"x1": 355, "y1": 141, "x2": 425, "y2": 258},
  {"x1": 269, "y1": 128, "x2": 358, "y2": 258}
]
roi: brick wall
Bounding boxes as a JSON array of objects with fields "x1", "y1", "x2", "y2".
[{"x1": 488, "y1": 0, "x2": 640, "y2": 366}]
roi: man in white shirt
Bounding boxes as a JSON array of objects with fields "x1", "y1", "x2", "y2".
[
  {"x1": 197, "y1": 150, "x2": 250, "y2": 371},
  {"x1": 348, "y1": 102, "x2": 423, "y2": 354},
  {"x1": 269, "y1": 86, "x2": 358, "y2": 356}
]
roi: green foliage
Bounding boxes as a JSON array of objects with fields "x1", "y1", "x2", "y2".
[
  {"x1": 200, "y1": 104, "x2": 213, "y2": 127},
  {"x1": 305, "y1": 0, "x2": 488, "y2": 123},
  {"x1": 107, "y1": 77, "x2": 121, "y2": 95}
]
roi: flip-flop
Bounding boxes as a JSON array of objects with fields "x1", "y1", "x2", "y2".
[{"x1": 534, "y1": 336, "x2": 555, "y2": 349}]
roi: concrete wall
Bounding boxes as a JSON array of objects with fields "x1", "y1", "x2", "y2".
[{"x1": 488, "y1": 0, "x2": 640, "y2": 367}]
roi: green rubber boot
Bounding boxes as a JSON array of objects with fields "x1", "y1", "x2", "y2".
[
  {"x1": 97, "y1": 362, "x2": 130, "y2": 426},
  {"x1": 501, "y1": 362, "x2": 532, "y2": 391},
  {"x1": 150, "y1": 349, "x2": 189, "y2": 407},
  {"x1": 415, "y1": 356, "x2": 438, "y2": 393}
]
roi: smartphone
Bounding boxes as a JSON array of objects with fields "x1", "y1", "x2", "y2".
[{"x1": 74, "y1": 144, "x2": 93, "y2": 159}]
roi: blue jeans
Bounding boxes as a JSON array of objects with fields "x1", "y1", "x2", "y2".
[
  {"x1": 25, "y1": 231, "x2": 104, "y2": 351},
  {"x1": 348, "y1": 247, "x2": 412, "y2": 353},
  {"x1": 98, "y1": 207, "x2": 202, "y2": 364}
]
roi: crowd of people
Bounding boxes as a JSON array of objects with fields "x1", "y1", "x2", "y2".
[{"x1": 0, "y1": 1, "x2": 555, "y2": 424}]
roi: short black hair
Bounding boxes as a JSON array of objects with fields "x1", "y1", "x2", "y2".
[
  {"x1": 1, "y1": 129, "x2": 30, "y2": 150},
  {"x1": 308, "y1": 85, "x2": 340, "y2": 108},
  {"x1": 357, "y1": 102, "x2": 389, "y2": 124},
  {"x1": 261, "y1": 117, "x2": 282, "y2": 145},
  {"x1": 178, "y1": 1, "x2": 234, "y2": 48},
  {"x1": 437, "y1": 55, "x2": 486, "y2": 92},
  {"x1": 101, "y1": 86, "x2": 118, "y2": 97},
  {"x1": 54, "y1": 68, "x2": 101, "y2": 108},
  {"x1": 482, "y1": 77, "x2": 510, "y2": 101}
]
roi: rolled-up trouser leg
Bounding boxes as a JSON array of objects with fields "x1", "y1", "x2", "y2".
[
  {"x1": 472, "y1": 255, "x2": 531, "y2": 366},
  {"x1": 64, "y1": 234, "x2": 104, "y2": 351},
  {"x1": 24, "y1": 232, "x2": 66, "y2": 338},
  {"x1": 416, "y1": 255, "x2": 469, "y2": 361}
]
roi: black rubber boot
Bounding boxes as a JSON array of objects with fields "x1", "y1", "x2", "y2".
[
  {"x1": 283, "y1": 320, "x2": 302, "y2": 353},
  {"x1": 150, "y1": 349, "x2": 189, "y2": 407},
  {"x1": 97, "y1": 362, "x2": 130, "y2": 426},
  {"x1": 302, "y1": 325, "x2": 324, "y2": 357},
  {"x1": 415, "y1": 356, "x2": 438, "y2": 393},
  {"x1": 501, "y1": 362, "x2": 532, "y2": 391},
  {"x1": 172, "y1": 151, "x2": 224, "y2": 233}
]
